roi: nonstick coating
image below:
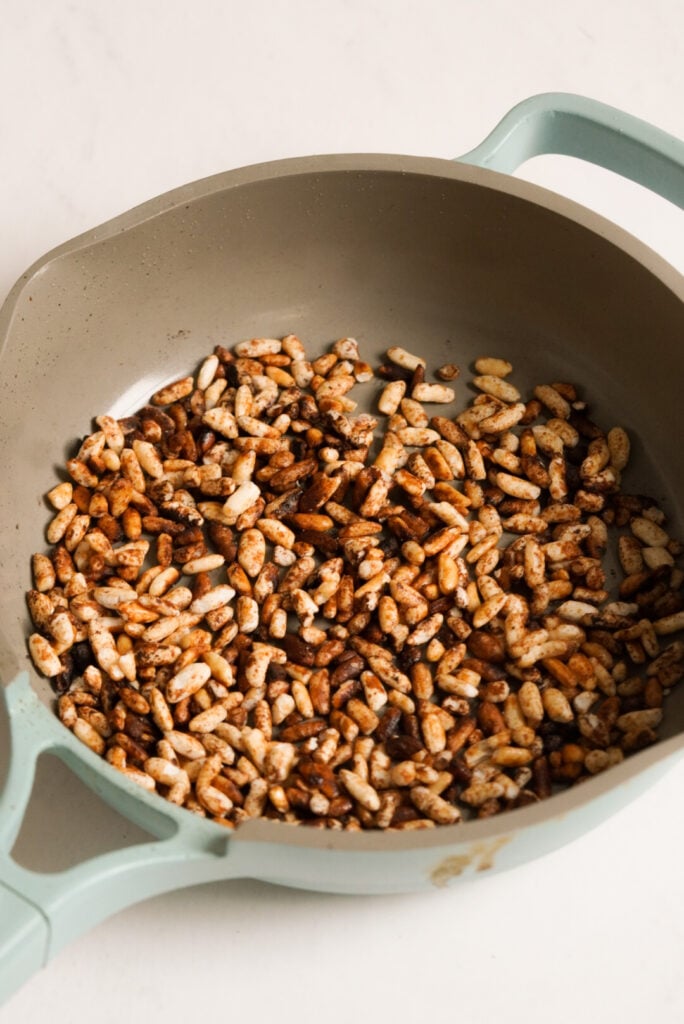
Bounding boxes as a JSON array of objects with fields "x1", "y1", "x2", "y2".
[{"x1": 2, "y1": 152, "x2": 684, "y2": 835}]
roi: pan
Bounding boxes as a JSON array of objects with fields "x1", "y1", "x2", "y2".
[{"x1": 2, "y1": 92, "x2": 684, "y2": 1003}]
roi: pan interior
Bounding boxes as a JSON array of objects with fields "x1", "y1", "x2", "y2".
[{"x1": 2, "y1": 160, "x2": 684, "y2": 746}]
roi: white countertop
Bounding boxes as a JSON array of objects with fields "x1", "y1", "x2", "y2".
[{"x1": 2, "y1": 2, "x2": 684, "y2": 1021}]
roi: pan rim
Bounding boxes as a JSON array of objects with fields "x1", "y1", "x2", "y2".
[{"x1": 1, "y1": 151, "x2": 683, "y2": 334}]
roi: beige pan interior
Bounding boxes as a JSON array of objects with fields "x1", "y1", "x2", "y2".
[{"x1": 1, "y1": 153, "x2": 684, "y2": 849}]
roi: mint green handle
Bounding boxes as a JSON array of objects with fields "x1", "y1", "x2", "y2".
[
  {"x1": 458, "y1": 92, "x2": 684, "y2": 211},
  {"x1": 0, "y1": 888, "x2": 48, "y2": 1001},
  {"x1": 0, "y1": 674, "x2": 239, "y2": 1005},
  {"x1": 0, "y1": 675, "x2": 49, "y2": 1001}
]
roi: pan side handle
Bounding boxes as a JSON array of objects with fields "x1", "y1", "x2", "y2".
[
  {"x1": 0, "y1": 887, "x2": 49, "y2": 1006},
  {"x1": 0, "y1": 676, "x2": 51, "y2": 1003},
  {"x1": 0, "y1": 673, "x2": 237, "y2": 1006},
  {"x1": 457, "y1": 92, "x2": 684, "y2": 211}
]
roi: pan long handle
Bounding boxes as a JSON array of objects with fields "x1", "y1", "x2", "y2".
[
  {"x1": 0, "y1": 673, "x2": 240, "y2": 1006},
  {"x1": 458, "y1": 92, "x2": 684, "y2": 210}
]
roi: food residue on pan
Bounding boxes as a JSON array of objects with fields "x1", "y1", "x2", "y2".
[
  {"x1": 25, "y1": 335, "x2": 684, "y2": 831},
  {"x1": 430, "y1": 835, "x2": 513, "y2": 886}
]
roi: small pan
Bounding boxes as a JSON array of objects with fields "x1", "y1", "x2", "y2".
[{"x1": 2, "y1": 93, "x2": 684, "y2": 1003}]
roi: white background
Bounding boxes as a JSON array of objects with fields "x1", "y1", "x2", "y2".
[{"x1": 2, "y1": 2, "x2": 684, "y2": 1021}]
